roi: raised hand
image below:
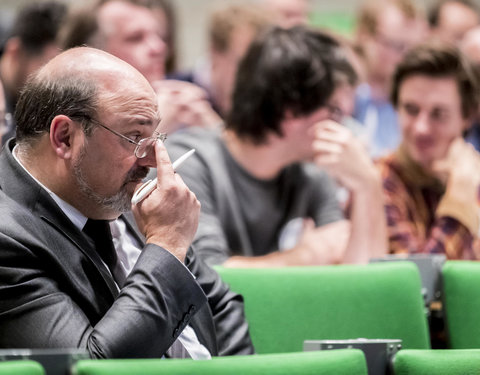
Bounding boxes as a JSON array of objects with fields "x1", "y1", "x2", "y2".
[{"x1": 132, "y1": 140, "x2": 200, "y2": 262}]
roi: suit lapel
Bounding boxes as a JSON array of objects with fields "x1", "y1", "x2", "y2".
[{"x1": 0, "y1": 140, "x2": 119, "y2": 298}]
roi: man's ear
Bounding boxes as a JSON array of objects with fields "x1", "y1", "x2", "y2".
[
  {"x1": 3, "y1": 37, "x2": 21, "y2": 58},
  {"x1": 50, "y1": 115, "x2": 78, "y2": 159}
]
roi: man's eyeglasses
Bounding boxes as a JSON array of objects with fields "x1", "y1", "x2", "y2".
[
  {"x1": 88, "y1": 118, "x2": 167, "y2": 158},
  {"x1": 326, "y1": 104, "x2": 344, "y2": 124}
]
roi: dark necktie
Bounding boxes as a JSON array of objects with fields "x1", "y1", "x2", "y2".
[
  {"x1": 83, "y1": 219, "x2": 125, "y2": 286},
  {"x1": 84, "y1": 219, "x2": 190, "y2": 358}
]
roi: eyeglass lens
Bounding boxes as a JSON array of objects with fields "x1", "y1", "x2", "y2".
[{"x1": 135, "y1": 133, "x2": 167, "y2": 158}]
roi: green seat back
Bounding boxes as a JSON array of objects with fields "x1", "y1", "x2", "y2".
[
  {"x1": 393, "y1": 349, "x2": 480, "y2": 374},
  {"x1": 310, "y1": 11, "x2": 355, "y2": 36},
  {"x1": 442, "y1": 261, "x2": 480, "y2": 348},
  {"x1": 216, "y1": 262, "x2": 430, "y2": 353},
  {"x1": 73, "y1": 349, "x2": 367, "y2": 375},
  {"x1": 0, "y1": 361, "x2": 45, "y2": 375}
]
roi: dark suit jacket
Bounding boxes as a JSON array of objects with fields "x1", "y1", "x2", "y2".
[{"x1": 0, "y1": 139, "x2": 253, "y2": 358}]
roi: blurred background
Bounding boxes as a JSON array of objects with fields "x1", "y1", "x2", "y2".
[{"x1": 0, "y1": 0, "x2": 447, "y2": 71}]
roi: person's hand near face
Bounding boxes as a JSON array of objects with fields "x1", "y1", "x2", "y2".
[
  {"x1": 312, "y1": 120, "x2": 379, "y2": 193},
  {"x1": 433, "y1": 137, "x2": 480, "y2": 208},
  {"x1": 132, "y1": 139, "x2": 200, "y2": 263}
]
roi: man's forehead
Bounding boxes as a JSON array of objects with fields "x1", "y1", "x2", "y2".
[
  {"x1": 99, "y1": 1, "x2": 158, "y2": 33},
  {"x1": 399, "y1": 75, "x2": 462, "y2": 107}
]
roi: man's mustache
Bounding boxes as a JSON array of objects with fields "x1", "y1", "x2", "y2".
[{"x1": 125, "y1": 167, "x2": 149, "y2": 183}]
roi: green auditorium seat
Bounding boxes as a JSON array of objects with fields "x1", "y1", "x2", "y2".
[
  {"x1": 0, "y1": 361, "x2": 45, "y2": 375},
  {"x1": 393, "y1": 349, "x2": 480, "y2": 374},
  {"x1": 442, "y1": 261, "x2": 480, "y2": 348},
  {"x1": 73, "y1": 349, "x2": 368, "y2": 375},
  {"x1": 216, "y1": 262, "x2": 430, "y2": 354}
]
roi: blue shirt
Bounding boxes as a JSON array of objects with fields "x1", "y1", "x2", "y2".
[
  {"x1": 354, "y1": 83, "x2": 401, "y2": 158},
  {"x1": 465, "y1": 122, "x2": 480, "y2": 152}
]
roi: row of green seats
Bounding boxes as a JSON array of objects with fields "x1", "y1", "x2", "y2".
[
  {"x1": 442, "y1": 261, "x2": 480, "y2": 349},
  {"x1": 216, "y1": 262, "x2": 430, "y2": 353},
  {"x1": 73, "y1": 350, "x2": 480, "y2": 375},
  {"x1": 216, "y1": 260, "x2": 480, "y2": 353},
  {"x1": 4, "y1": 349, "x2": 480, "y2": 375}
]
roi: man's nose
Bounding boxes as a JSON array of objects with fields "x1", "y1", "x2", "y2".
[
  {"x1": 148, "y1": 34, "x2": 166, "y2": 56},
  {"x1": 136, "y1": 147, "x2": 157, "y2": 168},
  {"x1": 412, "y1": 112, "x2": 431, "y2": 135}
]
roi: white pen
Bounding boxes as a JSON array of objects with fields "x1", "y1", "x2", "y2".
[{"x1": 131, "y1": 149, "x2": 196, "y2": 205}]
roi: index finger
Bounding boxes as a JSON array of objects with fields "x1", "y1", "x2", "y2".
[{"x1": 154, "y1": 139, "x2": 175, "y2": 181}]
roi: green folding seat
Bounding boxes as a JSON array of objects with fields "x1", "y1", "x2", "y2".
[
  {"x1": 0, "y1": 361, "x2": 45, "y2": 375},
  {"x1": 442, "y1": 260, "x2": 480, "y2": 348},
  {"x1": 393, "y1": 349, "x2": 480, "y2": 374},
  {"x1": 216, "y1": 262, "x2": 430, "y2": 353},
  {"x1": 73, "y1": 349, "x2": 367, "y2": 375}
]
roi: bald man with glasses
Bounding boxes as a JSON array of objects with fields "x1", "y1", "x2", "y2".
[{"x1": 0, "y1": 47, "x2": 253, "y2": 359}]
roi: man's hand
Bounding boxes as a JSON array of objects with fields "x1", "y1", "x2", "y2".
[
  {"x1": 433, "y1": 137, "x2": 480, "y2": 185},
  {"x1": 132, "y1": 140, "x2": 200, "y2": 262},
  {"x1": 312, "y1": 120, "x2": 378, "y2": 192},
  {"x1": 152, "y1": 80, "x2": 222, "y2": 134},
  {"x1": 433, "y1": 137, "x2": 480, "y2": 207}
]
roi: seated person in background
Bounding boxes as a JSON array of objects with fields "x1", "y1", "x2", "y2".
[
  {"x1": 175, "y1": 3, "x2": 272, "y2": 118},
  {"x1": 354, "y1": 0, "x2": 427, "y2": 158},
  {"x1": 59, "y1": 0, "x2": 221, "y2": 134},
  {"x1": 167, "y1": 26, "x2": 387, "y2": 267},
  {"x1": 428, "y1": 0, "x2": 480, "y2": 43},
  {"x1": 0, "y1": 0, "x2": 67, "y2": 144},
  {"x1": 327, "y1": 36, "x2": 368, "y2": 143},
  {"x1": 0, "y1": 47, "x2": 253, "y2": 358},
  {"x1": 460, "y1": 26, "x2": 480, "y2": 151},
  {"x1": 260, "y1": 0, "x2": 310, "y2": 28},
  {"x1": 377, "y1": 42, "x2": 480, "y2": 259}
]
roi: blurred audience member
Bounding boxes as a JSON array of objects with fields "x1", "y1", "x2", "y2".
[
  {"x1": 460, "y1": 26, "x2": 480, "y2": 151},
  {"x1": 377, "y1": 42, "x2": 480, "y2": 260},
  {"x1": 462, "y1": 26, "x2": 480, "y2": 63},
  {"x1": 176, "y1": 4, "x2": 271, "y2": 118},
  {"x1": 261, "y1": 0, "x2": 310, "y2": 28},
  {"x1": 429, "y1": 0, "x2": 480, "y2": 43},
  {"x1": 327, "y1": 35, "x2": 367, "y2": 141},
  {"x1": 60, "y1": 0, "x2": 220, "y2": 134},
  {"x1": 167, "y1": 26, "x2": 386, "y2": 267},
  {"x1": 354, "y1": 0, "x2": 427, "y2": 157},
  {"x1": 0, "y1": 1, "x2": 66, "y2": 145},
  {"x1": 151, "y1": 0, "x2": 177, "y2": 75}
]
